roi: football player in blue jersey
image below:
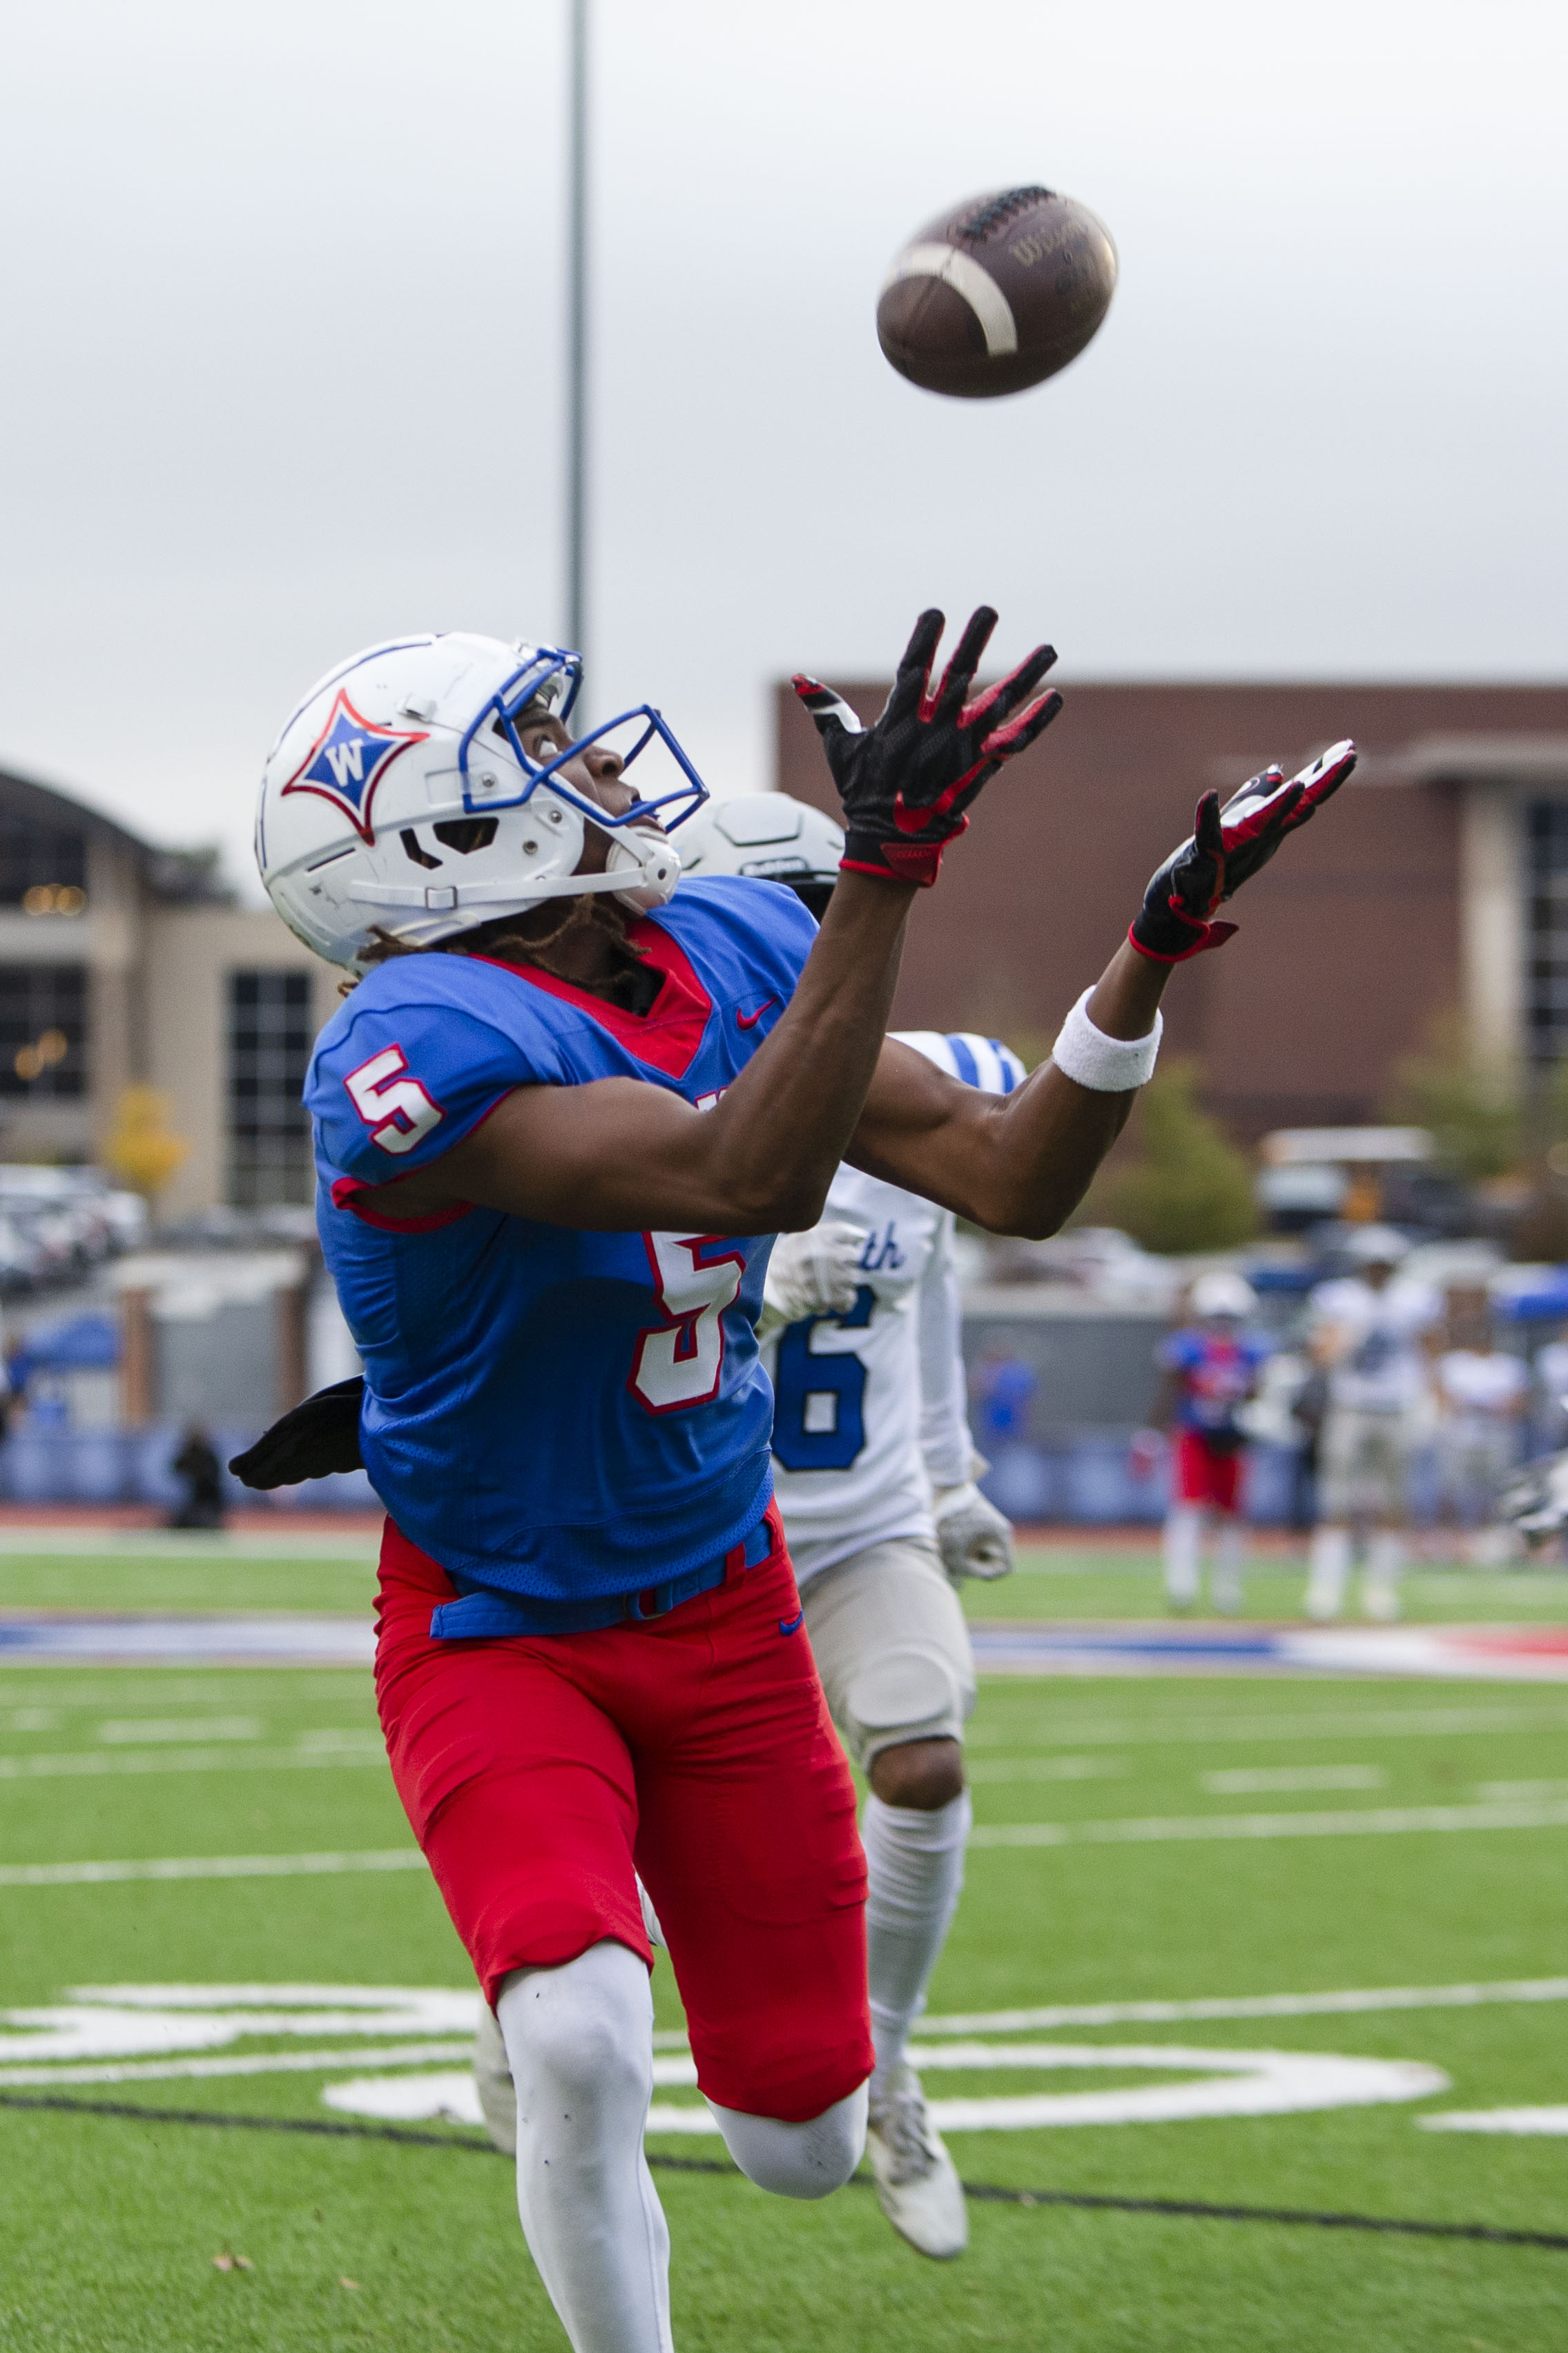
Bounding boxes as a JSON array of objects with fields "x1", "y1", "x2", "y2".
[{"x1": 247, "y1": 616, "x2": 1354, "y2": 2353}]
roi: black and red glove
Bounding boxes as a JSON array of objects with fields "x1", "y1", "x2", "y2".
[
  {"x1": 1129, "y1": 739, "x2": 1357, "y2": 963},
  {"x1": 792, "y1": 606, "x2": 1061, "y2": 886},
  {"x1": 229, "y1": 1376, "x2": 365, "y2": 1488}
]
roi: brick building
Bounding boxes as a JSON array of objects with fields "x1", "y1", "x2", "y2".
[{"x1": 775, "y1": 680, "x2": 1568, "y2": 1136}]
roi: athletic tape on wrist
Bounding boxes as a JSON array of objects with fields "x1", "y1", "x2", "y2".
[{"x1": 1049, "y1": 988, "x2": 1163, "y2": 1092}]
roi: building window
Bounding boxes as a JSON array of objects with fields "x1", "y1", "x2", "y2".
[
  {"x1": 1526, "y1": 800, "x2": 1568, "y2": 1065},
  {"x1": 0, "y1": 966, "x2": 86, "y2": 1097},
  {"x1": 228, "y1": 971, "x2": 314, "y2": 1207},
  {"x1": 0, "y1": 820, "x2": 88, "y2": 914}
]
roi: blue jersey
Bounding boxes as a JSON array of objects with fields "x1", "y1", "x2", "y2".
[
  {"x1": 307, "y1": 876, "x2": 816, "y2": 1602},
  {"x1": 1161, "y1": 1326, "x2": 1270, "y2": 1441}
]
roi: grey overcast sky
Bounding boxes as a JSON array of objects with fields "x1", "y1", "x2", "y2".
[{"x1": 1, "y1": 0, "x2": 1565, "y2": 895}]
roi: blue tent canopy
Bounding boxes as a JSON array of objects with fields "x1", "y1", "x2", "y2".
[{"x1": 10, "y1": 1314, "x2": 120, "y2": 1386}]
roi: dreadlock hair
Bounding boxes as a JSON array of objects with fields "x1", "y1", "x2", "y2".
[{"x1": 344, "y1": 894, "x2": 657, "y2": 1014}]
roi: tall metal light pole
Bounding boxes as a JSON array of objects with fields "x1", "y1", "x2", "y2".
[{"x1": 565, "y1": 0, "x2": 589, "y2": 671}]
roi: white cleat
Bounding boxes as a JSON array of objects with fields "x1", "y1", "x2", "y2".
[
  {"x1": 1362, "y1": 1570, "x2": 1402, "y2": 1622},
  {"x1": 866, "y1": 2067, "x2": 967, "y2": 2259}
]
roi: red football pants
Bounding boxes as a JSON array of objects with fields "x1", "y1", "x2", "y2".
[
  {"x1": 374, "y1": 1504, "x2": 873, "y2": 2124},
  {"x1": 1174, "y1": 1430, "x2": 1244, "y2": 1515}
]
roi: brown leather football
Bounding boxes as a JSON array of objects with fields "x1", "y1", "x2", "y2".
[{"x1": 877, "y1": 186, "x2": 1117, "y2": 399}]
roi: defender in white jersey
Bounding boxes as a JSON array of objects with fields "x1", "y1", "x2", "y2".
[
  {"x1": 759, "y1": 1025, "x2": 1023, "y2": 2260},
  {"x1": 684, "y1": 796, "x2": 1020, "y2": 2256}
]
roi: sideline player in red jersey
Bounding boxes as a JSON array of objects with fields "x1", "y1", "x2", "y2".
[
  {"x1": 1154, "y1": 1270, "x2": 1270, "y2": 1613},
  {"x1": 246, "y1": 611, "x2": 1354, "y2": 2353}
]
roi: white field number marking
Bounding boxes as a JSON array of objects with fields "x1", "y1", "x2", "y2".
[
  {"x1": 630, "y1": 1233, "x2": 746, "y2": 1412},
  {"x1": 343, "y1": 1046, "x2": 443, "y2": 1155},
  {"x1": 0, "y1": 1986, "x2": 476, "y2": 2086},
  {"x1": 27, "y1": 1982, "x2": 1568, "y2": 2134},
  {"x1": 327, "y1": 2042, "x2": 1446, "y2": 2135},
  {"x1": 648, "y1": 2041, "x2": 1447, "y2": 2134}
]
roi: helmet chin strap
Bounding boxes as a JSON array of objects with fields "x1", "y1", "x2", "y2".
[
  {"x1": 603, "y1": 829, "x2": 679, "y2": 912},
  {"x1": 347, "y1": 818, "x2": 679, "y2": 945}
]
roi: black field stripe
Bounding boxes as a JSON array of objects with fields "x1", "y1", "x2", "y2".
[{"x1": 1, "y1": 2090, "x2": 1563, "y2": 2253}]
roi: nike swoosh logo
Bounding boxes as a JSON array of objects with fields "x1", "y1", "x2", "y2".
[
  {"x1": 737, "y1": 997, "x2": 779, "y2": 1030},
  {"x1": 778, "y1": 1610, "x2": 804, "y2": 1636}
]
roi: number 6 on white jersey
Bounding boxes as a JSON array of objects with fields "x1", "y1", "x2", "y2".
[
  {"x1": 632, "y1": 1233, "x2": 747, "y2": 1413},
  {"x1": 343, "y1": 1045, "x2": 445, "y2": 1156}
]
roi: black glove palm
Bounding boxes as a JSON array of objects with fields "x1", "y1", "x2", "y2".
[
  {"x1": 792, "y1": 607, "x2": 1061, "y2": 885},
  {"x1": 1130, "y1": 740, "x2": 1357, "y2": 963},
  {"x1": 229, "y1": 1376, "x2": 365, "y2": 1489}
]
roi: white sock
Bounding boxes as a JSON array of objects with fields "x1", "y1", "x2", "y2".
[
  {"x1": 1212, "y1": 1520, "x2": 1246, "y2": 1613},
  {"x1": 1163, "y1": 1505, "x2": 1203, "y2": 1605},
  {"x1": 1364, "y1": 1531, "x2": 1404, "y2": 1620},
  {"x1": 862, "y1": 1790, "x2": 971, "y2": 2104},
  {"x1": 706, "y1": 2082, "x2": 868, "y2": 2198},
  {"x1": 497, "y1": 1941, "x2": 671, "y2": 2353},
  {"x1": 1306, "y1": 1526, "x2": 1351, "y2": 1620}
]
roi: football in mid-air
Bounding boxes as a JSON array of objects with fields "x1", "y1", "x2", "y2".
[{"x1": 877, "y1": 185, "x2": 1117, "y2": 399}]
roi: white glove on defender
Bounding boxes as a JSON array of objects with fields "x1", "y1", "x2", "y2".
[
  {"x1": 759, "y1": 1221, "x2": 866, "y2": 1336},
  {"x1": 932, "y1": 1481, "x2": 1015, "y2": 1582}
]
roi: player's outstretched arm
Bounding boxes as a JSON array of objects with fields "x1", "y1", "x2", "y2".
[
  {"x1": 349, "y1": 608, "x2": 1061, "y2": 1238},
  {"x1": 849, "y1": 741, "x2": 1357, "y2": 1237},
  {"x1": 364, "y1": 867, "x2": 918, "y2": 1233},
  {"x1": 849, "y1": 939, "x2": 1166, "y2": 1237}
]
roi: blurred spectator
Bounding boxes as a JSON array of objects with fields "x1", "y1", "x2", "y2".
[
  {"x1": 971, "y1": 1350, "x2": 1037, "y2": 1450},
  {"x1": 970, "y1": 1349, "x2": 1046, "y2": 1521},
  {"x1": 1151, "y1": 1271, "x2": 1269, "y2": 1613},
  {"x1": 1305, "y1": 1227, "x2": 1442, "y2": 1622},
  {"x1": 168, "y1": 1424, "x2": 226, "y2": 1530},
  {"x1": 1433, "y1": 1288, "x2": 1528, "y2": 1553}
]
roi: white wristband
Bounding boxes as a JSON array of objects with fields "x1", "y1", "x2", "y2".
[{"x1": 1049, "y1": 988, "x2": 1163, "y2": 1092}]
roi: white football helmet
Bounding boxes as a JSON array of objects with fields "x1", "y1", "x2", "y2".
[
  {"x1": 673, "y1": 791, "x2": 844, "y2": 918},
  {"x1": 1190, "y1": 1269, "x2": 1258, "y2": 1320},
  {"x1": 256, "y1": 633, "x2": 708, "y2": 968}
]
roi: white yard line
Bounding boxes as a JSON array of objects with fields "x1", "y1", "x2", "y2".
[
  {"x1": 965, "y1": 1703, "x2": 1568, "y2": 1749},
  {"x1": 0, "y1": 1850, "x2": 425, "y2": 1889},
  {"x1": 0, "y1": 1744, "x2": 385, "y2": 1781},
  {"x1": 0, "y1": 2042, "x2": 473, "y2": 2088},
  {"x1": 1420, "y1": 2106, "x2": 1568, "y2": 2135},
  {"x1": 969, "y1": 1798, "x2": 1568, "y2": 1848},
  {"x1": 917, "y1": 1977, "x2": 1568, "y2": 2035}
]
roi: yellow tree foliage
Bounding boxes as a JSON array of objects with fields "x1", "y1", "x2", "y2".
[{"x1": 103, "y1": 1086, "x2": 189, "y2": 1200}]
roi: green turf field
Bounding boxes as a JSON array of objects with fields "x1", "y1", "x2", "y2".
[
  {"x1": 2, "y1": 1542, "x2": 1567, "y2": 2348},
  {"x1": 3, "y1": 1528, "x2": 1567, "y2": 1625}
]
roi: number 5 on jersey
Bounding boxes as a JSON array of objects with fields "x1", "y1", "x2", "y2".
[
  {"x1": 631, "y1": 1233, "x2": 748, "y2": 1413},
  {"x1": 343, "y1": 1046, "x2": 445, "y2": 1155}
]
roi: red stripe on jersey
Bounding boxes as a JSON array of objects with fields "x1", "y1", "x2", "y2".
[
  {"x1": 330, "y1": 1174, "x2": 473, "y2": 1232},
  {"x1": 474, "y1": 913, "x2": 714, "y2": 1081}
]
